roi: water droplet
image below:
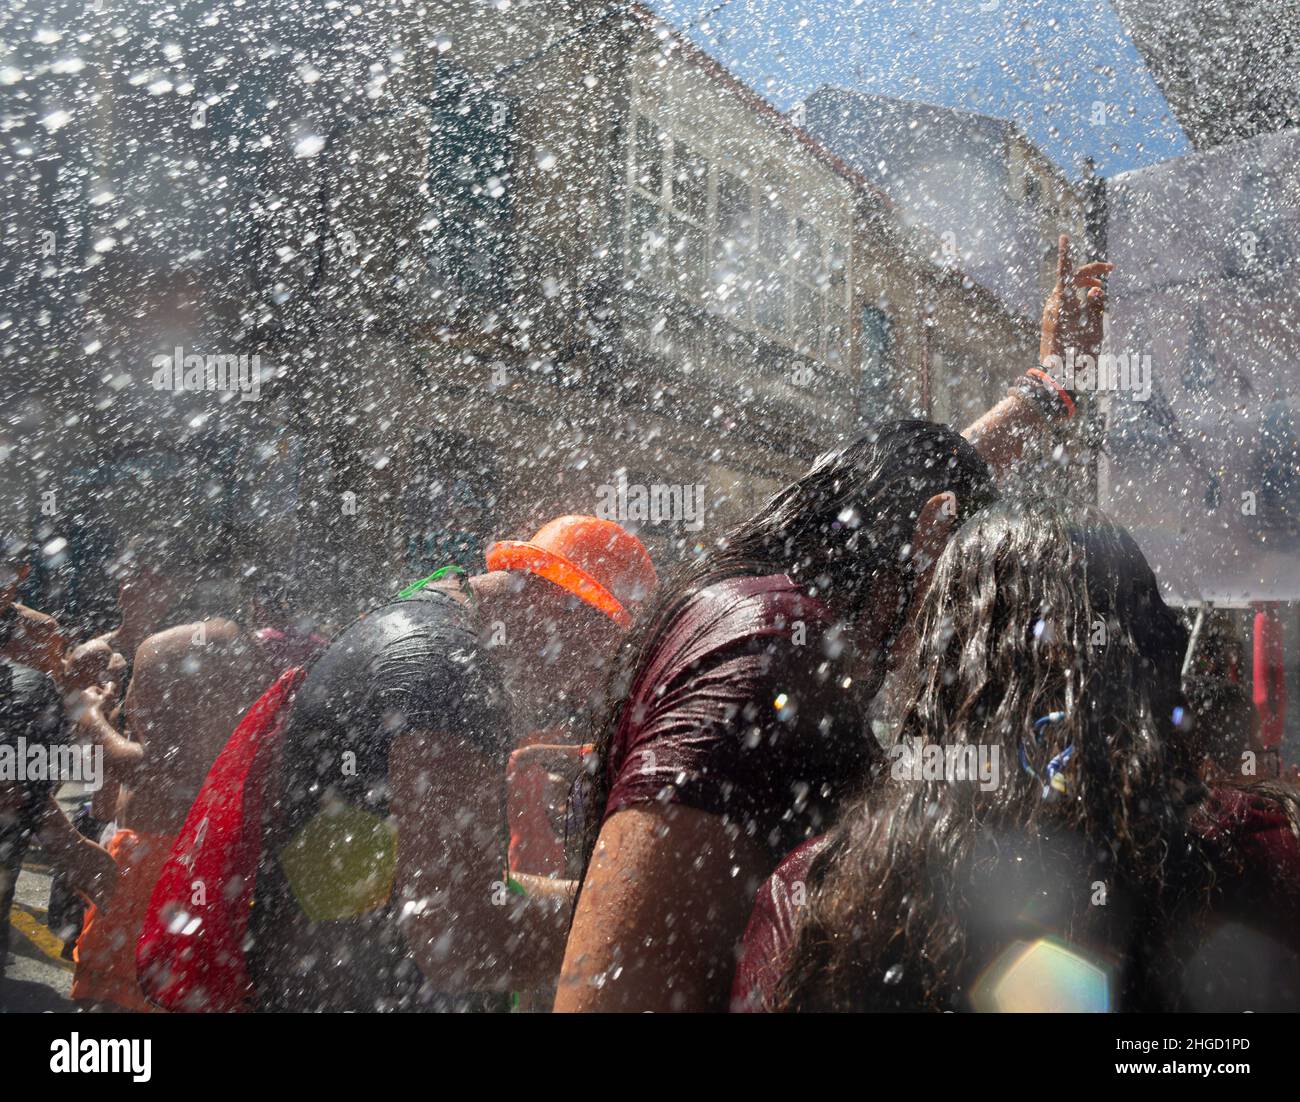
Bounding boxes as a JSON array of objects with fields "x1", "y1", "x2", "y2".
[
  {"x1": 39, "y1": 110, "x2": 72, "y2": 133},
  {"x1": 293, "y1": 134, "x2": 326, "y2": 159}
]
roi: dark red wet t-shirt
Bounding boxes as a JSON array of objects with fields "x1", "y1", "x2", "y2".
[
  {"x1": 1191, "y1": 784, "x2": 1300, "y2": 941},
  {"x1": 731, "y1": 835, "x2": 828, "y2": 1013},
  {"x1": 603, "y1": 574, "x2": 873, "y2": 860}
]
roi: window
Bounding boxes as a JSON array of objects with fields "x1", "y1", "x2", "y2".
[
  {"x1": 753, "y1": 193, "x2": 788, "y2": 332},
  {"x1": 630, "y1": 118, "x2": 708, "y2": 291},
  {"x1": 404, "y1": 433, "x2": 498, "y2": 575},
  {"x1": 1228, "y1": 169, "x2": 1280, "y2": 273},
  {"x1": 712, "y1": 170, "x2": 752, "y2": 317},
  {"x1": 758, "y1": 192, "x2": 787, "y2": 259},
  {"x1": 672, "y1": 138, "x2": 708, "y2": 222},
  {"x1": 789, "y1": 216, "x2": 832, "y2": 356},
  {"x1": 755, "y1": 270, "x2": 786, "y2": 331},
  {"x1": 622, "y1": 120, "x2": 848, "y2": 360},
  {"x1": 825, "y1": 239, "x2": 849, "y2": 359},
  {"x1": 634, "y1": 115, "x2": 663, "y2": 196},
  {"x1": 1024, "y1": 172, "x2": 1042, "y2": 207},
  {"x1": 667, "y1": 213, "x2": 706, "y2": 293},
  {"x1": 860, "y1": 305, "x2": 892, "y2": 415},
  {"x1": 793, "y1": 218, "x2": 821, "y2": 282},
  {"x1": 715, "y1": 170, "x2": 753, "y2": 250},
  {"x1": 629, "y1": 193, "x2": 663, "y2": 278},
  {"x1": 791, "y1": 282, "x2": 821, "y2": 355},
  {"x1": 825, "y1": 304, "x2": 848, "y2": 367},
  {"x1": 427, "y1": 77, "x2": 516, "y2": 298},
  {"x1": 829, "y1": 239, "x2": 847, "y2": 295}
]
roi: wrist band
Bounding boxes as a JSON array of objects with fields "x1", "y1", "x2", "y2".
[
  {"x1": 1014, "y1": 368, "x2": 1076, "y2": 421},
  {"x1": 1009, "y1": 376, "x2": 1062, "y2": 423},
  {"x1": 1026, "y1": 367, "x2": 1077, "y2": 418},
  {"x1": 396, "y1": 564, "x2": 475, "y2": 603}
]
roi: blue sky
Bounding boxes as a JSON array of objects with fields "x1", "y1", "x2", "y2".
[{"x1": 646, "y1": 0, "x2": 1188, "y2": 179}]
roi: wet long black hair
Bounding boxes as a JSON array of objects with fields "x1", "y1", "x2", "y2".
[
  {"x1": 570, "y1": 420, "x2": 997, "y2": 880},
  {"x1": 773, "y1": 501, "x2": 1300, "y2": 1012}
]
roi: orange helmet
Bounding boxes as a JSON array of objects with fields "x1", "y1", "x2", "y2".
[{"x1": 484, "y1": 516, "x2": 657, "y2": 629}]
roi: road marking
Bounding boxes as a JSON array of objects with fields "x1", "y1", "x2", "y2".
[{"x1": 9, "y1": 903, "x2": 75, "y2": 972}]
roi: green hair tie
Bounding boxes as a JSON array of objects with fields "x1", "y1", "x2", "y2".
[{"x1": 396, "y1": 564, "x2": 468, "y2": 600}]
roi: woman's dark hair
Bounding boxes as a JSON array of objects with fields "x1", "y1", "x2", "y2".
[
  {"x1": 772, "y1": 500, "x2": 1300, "y2": 1012},
  {"x1": 569, "y1": 420, "x2": 997, "y2": 880}
]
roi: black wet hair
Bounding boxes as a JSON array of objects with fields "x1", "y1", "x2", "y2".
[{"x1": 570, "y1": 419, "x2": 998, "y2": 881}]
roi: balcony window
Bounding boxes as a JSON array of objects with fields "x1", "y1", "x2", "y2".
[
  {"x1": 634, "y1": 115, "x2": 663, "y2": 197},
  {"x1": 427, "y1": 81, "x2": 516, "y2": 298},
  {"x1": 860, "y1": 305, "x2": 893, "y2": 416},
  {"x1": 672, "y1": 138, "x2": 708, "y2": 222}
]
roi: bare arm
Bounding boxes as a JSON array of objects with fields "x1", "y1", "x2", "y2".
[
  {"x1": 65, "y1": 645, "x2": 141, "y2": 797},
  {"x1": 71, "y1": 682, "x2": 144, "y2": 781},
  {"x1": 960, "y1": 393, "x2": 1048, "y2": 479},
  {"x1": 510, "y1": 873, "x2": 577, "y2": 905},
  {"x1": 555, "y1": 804, "x2": 769, "y2": 1013},
  {"x1": 389, "y1": 730, "x2": 577, "y2": 993},
  {"x1": 3, "y1": 604, "x2": 67, "y2": 683},
  {"x1": 962, "y1": 234, "x2": 1111, "y2": 480}
]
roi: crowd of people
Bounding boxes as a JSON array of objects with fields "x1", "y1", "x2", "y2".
[{"x1": 2, "y1": 237, "x2": 1298, "y2": 1013}]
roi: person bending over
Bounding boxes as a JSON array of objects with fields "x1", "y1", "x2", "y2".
[
  {"x1": 242, "y1": 516, "x2": 655, "y2": 1011},
  {"x1": 558, "y1": 235, "x2": 1112, "y2": 1012}
]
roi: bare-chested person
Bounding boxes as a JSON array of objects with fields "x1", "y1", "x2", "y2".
[
  {"x1": 69, "y1": 578, "x2": 294, "y2": 1011},
  {"x1": 48, "y1": 561, "x2": 181, "y2": 955},
  {"x1": 64, "y1": 561, "x2": 181, "y2": 813},
  {"x1": 0, "y1": 533, "x2": 118, "y2": 984}
]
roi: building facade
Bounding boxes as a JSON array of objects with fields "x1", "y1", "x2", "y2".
[
  {"x1": 801, "y1": 87, "x2": 1084, "y2": 319},
  {"x1": 2, "y1": 0, "x2": 1041, "y2": 621}
]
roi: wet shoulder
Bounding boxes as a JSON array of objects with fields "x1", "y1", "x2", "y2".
[
  {"x1": 627, "y1": 573, "x2": 842, "y2": 705},
  {"x1": 670, "y1": 573, "x2": 833, "y2": 654},
  {"x1": 1197, "y1": 783, "x2": 1300, "y2": 895},
  {"x1": 297, "y1": 587, "x2": 493, "y2": 710}
]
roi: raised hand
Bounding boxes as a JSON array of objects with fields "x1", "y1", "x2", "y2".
[{"x1": 1040, "y1": 233, "x2": 1112, "y2": 370}]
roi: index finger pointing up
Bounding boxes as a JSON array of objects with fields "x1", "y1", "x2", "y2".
[{"x1": 1058, "y1": 234, "x2": 1074, "y2": 287}]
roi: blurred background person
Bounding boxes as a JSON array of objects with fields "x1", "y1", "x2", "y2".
[{"x1": 69, "y1": 568, "x2": 312, "y2": 1011}]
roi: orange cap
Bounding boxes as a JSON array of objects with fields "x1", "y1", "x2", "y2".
[{"x1": 484, "y1": 516, "x2": 657, "y2": 629}]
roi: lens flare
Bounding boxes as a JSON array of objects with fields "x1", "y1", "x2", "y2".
[{"x1": 971, "y1": 937, "x2": 1113, "y2": 1013}]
